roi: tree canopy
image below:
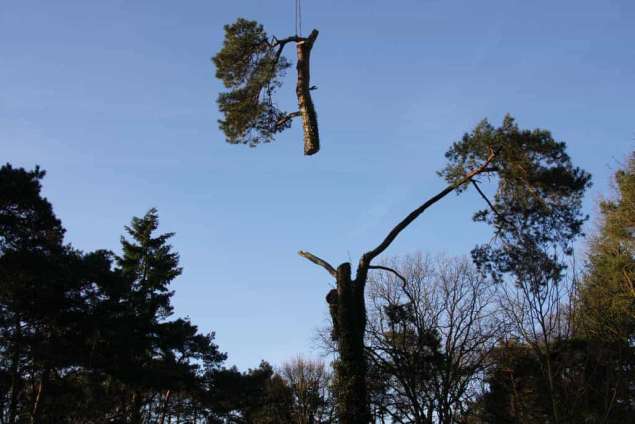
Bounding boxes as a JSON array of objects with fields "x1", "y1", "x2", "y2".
[
  {"x1": 440, "y1": 115, "x2": 592, "y2": 289},
  {"x1": 213, "y1": 18, "x2": 321, "y2": 155}
]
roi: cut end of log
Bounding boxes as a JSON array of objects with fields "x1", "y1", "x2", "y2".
[{"x1": 304, "y1": 142, "x2": 319, "y2": 156}]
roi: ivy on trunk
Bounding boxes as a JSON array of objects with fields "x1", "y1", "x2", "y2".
[{"x1": 299, "y1": 116, "x2": 591, "y2": 424}]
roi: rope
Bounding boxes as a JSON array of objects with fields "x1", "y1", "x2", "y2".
[{"x1": 295, "y1": 0, "x2": 302, "y2": 36}]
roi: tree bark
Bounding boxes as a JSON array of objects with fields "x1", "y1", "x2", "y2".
[
  {"x1": 30, "y1": 367, "x2": 50, "y2": 424},
  {"x1": 330, "y1": 263, "x2": 370, "y2": 424},
  {"x1": 295, "y1": 29, "x2": 320, "y2": 156}
]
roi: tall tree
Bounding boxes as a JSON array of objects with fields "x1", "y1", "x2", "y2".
[
  {"x1": 298, "y1": 116, "x2": 591, "y2": 424},
  {"x1": 0, "y1": 165, "x2": 233, "y2": 423},
  {"x1": 578, "y1": 153, "x2": 635, "y2": 341},
  {"x1": 213, "y1": 18, "x2": 320, "y2": 155},
  {"x1": 365, "y1": 255, "x2": 500, "y2": 424},
  {"x1": 207, "y1": 361, "x2": 294, "y2": 423},
  {"x1": 280, "y1": 356, "x2": 335, "y2": 424},
  {"x1": 0, "y1": 163, "x2": 67, "y2": 423}
]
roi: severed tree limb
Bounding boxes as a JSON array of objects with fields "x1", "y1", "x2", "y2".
[
  {"x1": 268, "y1": 30, "x2": 320, "y2": 155},
  {"x1": 295, "y1": 29, "x2": 320, "y2": 155},
  {"x1": 298, "y1": 250, "x2": 337, "y2": 278}
]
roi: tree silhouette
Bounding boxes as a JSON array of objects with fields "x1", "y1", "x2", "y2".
[
  {"x1": 299, "y1": 116, "x2": 591, "y2": 424},
  {"x1": 0, "y1": 168, "x2": 229, "y2": 422},
  {"x1": 213, "y1": 18, "x2": 320, "y2": 155}
]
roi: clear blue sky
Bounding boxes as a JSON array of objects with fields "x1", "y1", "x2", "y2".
[{"x1": 2, "y1": 0, "x2": 633, "y2": 369}]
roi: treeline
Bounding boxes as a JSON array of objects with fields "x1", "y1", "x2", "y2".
[
  {"x1": 0, "y1": 164, "x2": 334, "y2": 423},
  {"x1": 350, "y1": 154, "x2": 635, "y2": 423},
  {"x1": 1, "y1": 152, "x2": 633, "y2": 423}
]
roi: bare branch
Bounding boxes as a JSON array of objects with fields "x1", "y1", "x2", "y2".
[
  {"x1": 369, "y1": 265, "x2": 408, "y2": 290},
  {"x1": 275, "y1": 111, "x2": 302, "y2": 130},
  {"x1": 298, "y1": 250, "x2": 337, "y2": 278},
  {"x1": 361, "y1": 150, "x2": 499, "y2": 269},
  {"x1": 270, "y1": 30, "x2": 318, "y2": 68},
  {"x1": 470, "y1": 179, "x2": 504, "y2": 221}
]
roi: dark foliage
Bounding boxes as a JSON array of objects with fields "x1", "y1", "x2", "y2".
[
  {"x1": 440, "y1": 115, "x2": 592, "y2": 289},
  {"x1": 0, "y1": 164, "x2": 227, "y2": 422},
  {"x1": 471, "y1": 338, "x2": 635, "y2": 423},
  {"x1": 213, "y1": 18, "x2": 292, "y2": 147}
]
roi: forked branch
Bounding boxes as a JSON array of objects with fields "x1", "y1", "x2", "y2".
[{"x1": 368, "y1": 265, "x2": 408, "y2": 291}]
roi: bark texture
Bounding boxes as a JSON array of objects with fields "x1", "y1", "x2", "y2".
[
  {"x1": 328, "y1": 263, "x2": 370, "y2": 424},
  {"x1": 295, "y1": 29, "x2": 320, "y2": 156}
]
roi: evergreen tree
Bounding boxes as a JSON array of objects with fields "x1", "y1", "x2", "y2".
[
  {"x1": 440, "y1": 116, "x2": 592, "y2": 290},
  {"x1": 213, "y1": 18, "x2": 320, "y2": 155},
  {"x1": 578, "y1": 153, "x2": 635, "y2": 341},
  {"x1": 299, "y1": 116, "x2": 591, "y2": 424},
  {"x1": 207, "y1": 361, "x2": 294, "y2": 423},
  {"x1": 118, "y1": 207, "x2": 181, "y2": 322},
  {"x1": 0, "y1": 163, "x2": 69, "y2": 423},
  {"x1": 0, "y1": 164, "x2": 232, "y2": 422}
]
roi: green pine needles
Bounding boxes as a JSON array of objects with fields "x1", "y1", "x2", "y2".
[
  {"x1": 440, "y1": 115, "x2": 592, "y2": 289},
  {"x1": 213, "y1": 18, "x2": 321, "y2": 155}
]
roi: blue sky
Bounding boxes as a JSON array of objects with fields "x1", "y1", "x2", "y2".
[{"x1": 2, "y1": 0, "x2": 634, "y2": 369}]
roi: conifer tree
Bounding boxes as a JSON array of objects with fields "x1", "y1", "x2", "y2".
[
  {"x1": 299, "y1": 116, "x2": 591, "y2": 424},
  {"x1": 0, "y1": 164, "x2": 67, "y2": 423},
  {"x1": 116, "y1": 208, "x2": 182, "y2": 421},
  {"x1": 213, "y1": 18, "x2": 320, "y2": 155},
  {"x1": 118, "y1": 208, "x2": 181, "y2": 321},
  {"x1": 578, "y1": 153, "x2": 635, "y2": 340}
]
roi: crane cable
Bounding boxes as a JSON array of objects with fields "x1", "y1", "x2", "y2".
[{"x1": 295, "y1": 0, "x2": 302, "y2": 36}]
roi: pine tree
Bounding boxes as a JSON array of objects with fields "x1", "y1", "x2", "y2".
[
  {"x1": 118, "y1": 208, "x2": 181, "y2": 321},
  {"x1": 578, "y1": 153, "x2": 635, "y2": 341},
  {"x1": 115, "y1": 208, "x2": 182, "y2": 421},
  {"x1": 299, "y1": 116, "x2": 591, "y2": 424},
  {"x1": 213, "y1": 18, "x2": 320, "y2": 155},
  {"x1": 0, "y1": 164, "x2": 67, "y2": 423}
]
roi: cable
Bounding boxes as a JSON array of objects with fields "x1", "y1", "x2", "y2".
[
  {"x1": 294, "y1": 0, "x2": 298, "y2": 35},
  {"x1": 294, "y1": 0, "x2": 302, "y2": 36}
]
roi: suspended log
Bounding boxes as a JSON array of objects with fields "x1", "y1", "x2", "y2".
[{"x1": 295, "y1": 30, "x2": 320, "y2": 155}]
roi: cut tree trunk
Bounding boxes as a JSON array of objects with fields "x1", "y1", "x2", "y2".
[
  {"x1": 295, "y1": 29, "x2": 320, "y2": 156},
  {"x1": 329, "y1": 263, "x2": 370, "y2": 424}
]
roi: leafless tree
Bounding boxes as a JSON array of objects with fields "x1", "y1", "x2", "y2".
[
  {"x1": 280, "y1": 356, "x2": 335, "y2": 424},
  {"x1": 365, "y1": 254, "x2": 502, "y2": 424},
  {"x1": 496, "y1": 270, "x2": 577, "y2": 424}
]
